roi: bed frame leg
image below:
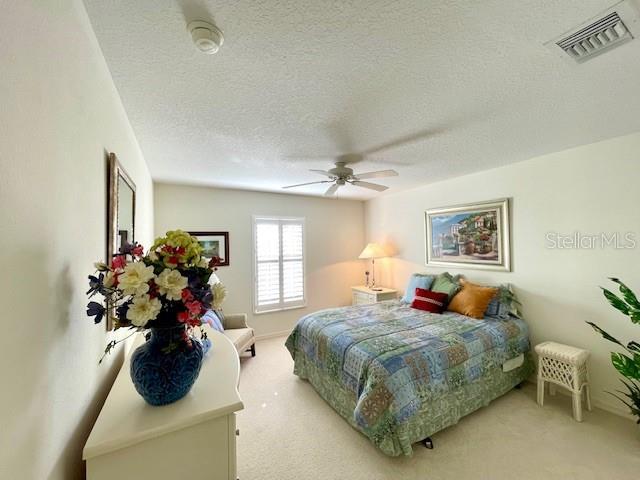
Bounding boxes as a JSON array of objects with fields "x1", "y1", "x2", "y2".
[{"x1": 422, "y1": 437, "x2": 434, "y2": 449}]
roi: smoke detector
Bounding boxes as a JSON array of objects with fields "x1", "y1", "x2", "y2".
[
  {"x1": 187, "y1": 20, "x2": 224, "y2": 54},
  {"x1": 545, "y1": 0, "x2": 640, "y2": 63}
]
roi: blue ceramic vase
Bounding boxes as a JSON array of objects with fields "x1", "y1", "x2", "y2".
[{"x1": 130, "y1": 325, "x2": 204, "y2": 406}]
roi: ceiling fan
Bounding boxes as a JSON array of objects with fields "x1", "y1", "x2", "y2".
[{"x1": 283, "y1": 153, "x2": 398, "y2": 196}]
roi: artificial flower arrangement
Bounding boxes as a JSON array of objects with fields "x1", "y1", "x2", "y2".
[{"x1": 86, "y1": 230, "x2": 222, "y2": 360}]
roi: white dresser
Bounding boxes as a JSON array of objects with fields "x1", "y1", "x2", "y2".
[
  {"x1": 83, "y1": 328, "x2": 243, "y2": 480},
  {"x1": 351, "y1": 285, "x2": 398, "y2": 305}
]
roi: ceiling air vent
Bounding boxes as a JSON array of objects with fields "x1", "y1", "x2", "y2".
[
  {"x1": 557, "y1": 13, "x2": 631, "y2": 62},
  {"x1": 545, "y1": 0, "x2": 640, "y2": 64}
]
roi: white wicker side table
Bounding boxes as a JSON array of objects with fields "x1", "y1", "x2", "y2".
[{"x1": 535, "y1": 341, "x2": 592, "y2": 422}]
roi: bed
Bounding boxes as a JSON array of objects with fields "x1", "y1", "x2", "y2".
[{"x1": 285, "y1": 300, "x2": 534, "y2": 456}]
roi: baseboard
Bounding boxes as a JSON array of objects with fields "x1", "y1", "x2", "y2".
[
  {"x1": 590, "y1": 396, "x2": 634, "y2": 420},
  {"x1": 255, "y1": 330, "x2": 292, "y2": 341},
  {"x1": 523, "y1": 378, "x2": 634, "y2": 421}
]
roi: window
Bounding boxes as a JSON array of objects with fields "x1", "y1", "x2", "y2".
[{"x1": 253, "y1": 216, "x2": 305, "y2": 313}]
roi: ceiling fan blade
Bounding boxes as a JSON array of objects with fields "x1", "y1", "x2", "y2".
[
  {"x1": 282, "y1": 180, "x2": 331, "y2": 189},
  {"x1": 354, "y1": 169, "x2": 399, "y2": 180},
  {"x1": 309, "y1": 169, "x2": 334, "y2": 178},
  {"x1": 351, "y1": 180, "x2": 388, "y2": 192},
  {"x1": 324, "y1": 183, "x2": 340, "y2": 196}
]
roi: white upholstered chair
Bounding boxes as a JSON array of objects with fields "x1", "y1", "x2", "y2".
[{"x1": 221, "y1": 313, "x2": 256, "y2": 357}]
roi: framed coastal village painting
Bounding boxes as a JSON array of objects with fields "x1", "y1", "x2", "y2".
[{"x1": 424, "y1": 198, "x2": 511, "y2": 271}]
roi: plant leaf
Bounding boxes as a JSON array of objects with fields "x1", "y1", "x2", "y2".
[
  {"x1": 619, "y1": 378, "x2": 640, "y2": 397},
  {"x1": 628, "y1": 341, "x2": 640, "y2": 354},
  {"x1": 608, "y1": 390, "x2": 634, "y2": 408},
  {"x1": 611, "y1": 352, "x2": 640, "y2": 380},
  {"x1": 601, "y1": 287, "x2": 630, "y2": 315},
  {"x1": 586, "y1": 321, "x2": 625, "y2": 348},
  {"x1": 609, "y1": 277, "x2": 640, "y2": 310},
  {"x1": 606, "y1": 380, "x2": 640, "y2": 419},
  {"x1": 618, "y1": 379, "x2": 640, "y2": 417}
]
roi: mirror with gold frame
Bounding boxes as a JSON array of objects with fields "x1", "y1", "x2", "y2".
[{"x1": 107, "y1": 152, "x2": 136, "y2": 329}]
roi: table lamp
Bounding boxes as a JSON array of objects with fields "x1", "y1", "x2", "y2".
[{"x1": 358, "y1": 243, "x2": 387, "y2": 291}]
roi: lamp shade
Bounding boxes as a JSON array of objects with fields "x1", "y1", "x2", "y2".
[{"x1": 358, "y1": 243, "x2": 387, "y2": 259}]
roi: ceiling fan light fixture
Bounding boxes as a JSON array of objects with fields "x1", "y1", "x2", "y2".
[{"x1": 282, "y1": 159, "x2": 398, "y2": 196}]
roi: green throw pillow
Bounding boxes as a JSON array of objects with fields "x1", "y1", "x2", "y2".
[{"x1": 431, "y1": 272, "x2": 462, "y2": 301}]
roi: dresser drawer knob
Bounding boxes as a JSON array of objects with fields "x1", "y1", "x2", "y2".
[{"x1": 236, "y1": 429, "x2": 240, "y2": 436}]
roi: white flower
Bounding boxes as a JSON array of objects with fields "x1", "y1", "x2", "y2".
[
  {"x1": 156, "y1": 268, "x2": 188, "y2": 301},
  {"x1": 94, "y1": 261, "x2": 109, "y2": 271},
  {"x1": 198, "y1": 256, "x2": 209, "y2": 268},
  {"x1": 126, "y1": 294, "x2": 161, "y2": 327},
  {"x1": 212, "y1": 282, "x2": 226, "y2": 310},
  {"x1": 118, "y1": 262, "x2": 155, "y2": 296}
]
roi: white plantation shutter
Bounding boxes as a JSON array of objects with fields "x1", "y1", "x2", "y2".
[
  {"x1": 254, "y1": 217, "x2": 305, "y2": 313},
  {"x1": 255, "y1": 221, "x2": 280, "y2": 307}
]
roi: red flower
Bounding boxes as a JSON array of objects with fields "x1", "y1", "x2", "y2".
[
  {"x1": 175, "y1": 246, "x2": 185, "y2": 255},
  {"x1": 111, "y1": 255, "x2": 127, "y2": 270},
  {"x1": 181, "y1": 288, "x2": 194, "y2": 302},
  {"x1": 132, "y1": 244, "x2": 144, "y2": 257},
  {"x1": 148, "y1": 280, "x2": 158, "y2": 299},
  {"x1": 177, "y1": 311, "x2": 190, "y2": 324},
  {"x1": 186, "y1": 300, "x2": 202, "y2": 316}
]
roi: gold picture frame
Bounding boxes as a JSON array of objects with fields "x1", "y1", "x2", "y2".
[
  {"x1": 106, "y1": 152, "x2": 136, "y2": 329},
  {"x1": 425, "y1": 198, "x2": 511, "y2": 272}
]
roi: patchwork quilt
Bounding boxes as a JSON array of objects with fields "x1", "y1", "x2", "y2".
[{"x1": 285, "y1": 300, "x2": 532, "y2": 455}]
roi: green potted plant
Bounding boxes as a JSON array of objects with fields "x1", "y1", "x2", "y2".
[{"x1": 587, "y1": 278, "x2": 640, "y2": 423}]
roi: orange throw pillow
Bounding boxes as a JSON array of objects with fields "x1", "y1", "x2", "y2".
[{"x1": 447, "y1": 279, "x2": 498, "y2": 319}]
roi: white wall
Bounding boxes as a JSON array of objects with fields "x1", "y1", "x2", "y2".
[
  {"x1": 0, "y1": 1, "x2": 153, "y2": 478},
  {"x1": 155, "y1": 184, "x2": 365, "y2": 337},
  {"x1": 365, "y1": 131, "x2": 640, "y2": 416}
]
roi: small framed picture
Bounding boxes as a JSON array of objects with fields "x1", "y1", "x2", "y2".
[{"x1": 188, "y1": 231, "x2": 230, "y2": 266}]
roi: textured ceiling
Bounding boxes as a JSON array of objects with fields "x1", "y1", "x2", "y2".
[{"x1": 84, "y1": 0, "x2": 640, "y2": 199}]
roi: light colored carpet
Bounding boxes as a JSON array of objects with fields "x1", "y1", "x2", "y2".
[{"x1": 236, "y1": 335, "x2": 639, "y2": 480}]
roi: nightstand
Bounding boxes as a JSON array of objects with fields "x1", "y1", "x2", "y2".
[{"x1": 351, "y1": 286, "x2": 398, "y2": 305}]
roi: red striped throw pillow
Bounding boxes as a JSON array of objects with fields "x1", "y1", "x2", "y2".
[{"x1": 411, "y1": 288, "x2": 448, "y2": 313}]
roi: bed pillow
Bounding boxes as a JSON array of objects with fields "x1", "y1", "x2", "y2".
[
  {"x1": 430, "y1": 272, "x2": 461, "y2": 301},
  {"x1": 411, "y1": 288, "x2": 448, "y2": 313},
  {"x1": 214, "y1": 309, "x2": 226, "y2": 327},
  {"x1": 447, "y1": 279, "x2": 498, "y2": 319},
  {"x1": 202, "y1": 309, "x2": 225, "y2": 332},
  {"x1": 484, "y1": 284, "x2": 521, "y2": 318},
  {"x1": 401, "y1": 273, "x2": 435, "y2": 304},
  {"x1": 484, "y1": 296, "x2": 509, "y2": 318}
]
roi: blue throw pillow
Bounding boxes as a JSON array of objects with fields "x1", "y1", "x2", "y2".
[
  {"x1": 484, "y1": 297, "x2": 509, "y2": 318},
  {"x1": 402, "y1": 274, "x2": 435, "y2": 304},
  {"x1": 483, "y1": 284, "x2": 520, "y2": 318},
  {"x1": 202, "y1": 309, "x2": 225, "y2": 332}
]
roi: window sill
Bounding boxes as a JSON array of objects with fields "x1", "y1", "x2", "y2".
[{"x1": 254, "y1": 303, "x2": 307, "y2": 315}]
